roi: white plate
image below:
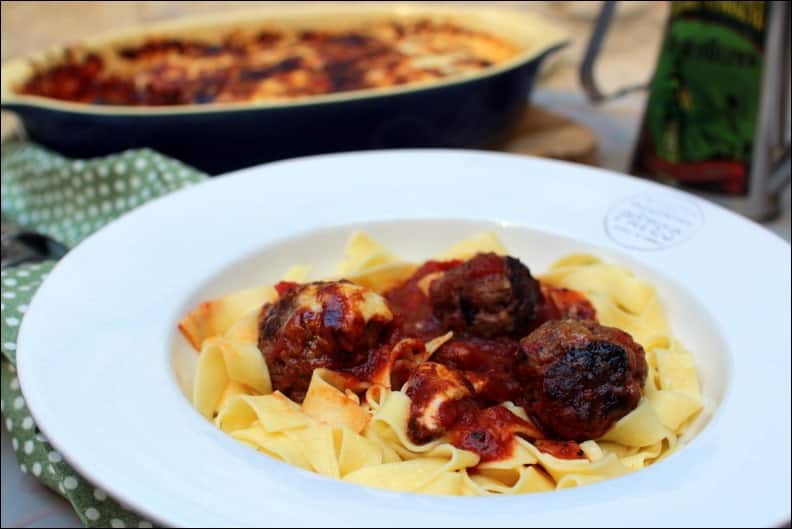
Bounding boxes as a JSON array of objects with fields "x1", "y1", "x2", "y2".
[{"x1": 17, "y1": 150, "x2": 791, "y2": 527}]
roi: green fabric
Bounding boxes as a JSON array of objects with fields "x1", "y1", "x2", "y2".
[{"x1": 1, "y1": 141, "x2": 207, "y2": 528}]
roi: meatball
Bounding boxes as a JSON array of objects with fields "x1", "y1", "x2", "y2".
[
  {"x1": 403, "y1": 362, "x2": 545, "y2": 452},
  {"x1": 404, "y1": 362, "x2": 476, "y2": 444},
  {"x1": 258, "y1": 280, "x2": 393, "y2": 402},
  {"x1": 518, "y1": 320, "x2": 647, "y2": 441},
  {"x1": 428, "y1": 253, "x2": 540, "y2": 337}
]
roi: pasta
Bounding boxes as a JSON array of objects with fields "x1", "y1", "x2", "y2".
[{"x1": 179, "y1": 231, "x2": 703, "y2": 495}]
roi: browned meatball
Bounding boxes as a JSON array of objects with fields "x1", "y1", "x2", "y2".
[
  {"x1": 404, "y1": 362, "x2": 476, "y2": 444},
  {"x1": 258, "y1": 280, "x2": 393, "y2": 402},
  {"x1": 428, "y1": 253, "x2": 540, "y2": 337},
  {"x1": 518, "y1": 320, "x2": 647, "y2": 441}
]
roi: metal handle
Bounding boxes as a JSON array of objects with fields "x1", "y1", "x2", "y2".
[
  {"x1": 754, "y1": 0, "x2": 791, "y2": 196},
  {"x1": 580, "y1": 1, "x2": 648, "y2": 103},
  {"x1": 1, "y1": 223, "x2": 68, "y2": 269},
  {"x1": 767, "y1": 0, "x2": 791, "y2": 194}
]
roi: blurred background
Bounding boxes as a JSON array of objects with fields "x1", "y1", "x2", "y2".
[
  {"x1": 1, "y1": 1, "x2": 671, "y2": 169},
  {"x1": 0, "y1": 1, "x2": 668, "y2": 100}
]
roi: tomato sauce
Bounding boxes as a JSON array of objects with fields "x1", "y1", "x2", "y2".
[
  {"x1": 384, "y1": 259, "x2": 461, "y2": 340},
  {"x1": 535, "y1": 284, "x2": 597, "y2": 322},
  {"x1": 274, "y1": 280, "x2": 299, "y2": 297},
  {"x1": 384, "y1": 259, "x2": 595, "y2": 463},
  {"x1": 533, "y1": 439, "x2": 588, "y2": 460},
  {"x1": 446, "y1": 403, "x2": 539, "y2": 462}
]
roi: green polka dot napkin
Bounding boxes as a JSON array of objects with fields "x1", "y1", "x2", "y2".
[{"x1": 1, "y1": 140, "x2": 206, "y2": 528}]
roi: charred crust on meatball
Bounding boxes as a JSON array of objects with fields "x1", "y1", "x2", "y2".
[{"x1": 518, "y1": 319, "x2": 648, "y2": 441}]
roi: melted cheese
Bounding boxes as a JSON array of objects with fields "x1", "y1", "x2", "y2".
[{"x1": 185, "y1": 232, "x2": 703, "y2": 496}]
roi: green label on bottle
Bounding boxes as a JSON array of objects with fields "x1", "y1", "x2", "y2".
[{"x1": 633, "y1": 1, "x2": 767, "y2": 194}]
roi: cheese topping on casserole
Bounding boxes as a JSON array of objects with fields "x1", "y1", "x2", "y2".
[{"x1": 18, "y1": 19, "x2": 519, "y2": 105}]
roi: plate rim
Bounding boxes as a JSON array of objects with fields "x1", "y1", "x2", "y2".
[{"x1": 16, "y1": 149, "x2": 791, "y2": 527}]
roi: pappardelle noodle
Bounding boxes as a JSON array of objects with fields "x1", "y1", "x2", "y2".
[{"x1": 178, "y1": 232, "x2": 702, "y2": 495}]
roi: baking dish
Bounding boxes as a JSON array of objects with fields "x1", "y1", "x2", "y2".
[{"x1": 0, "y1": 4, "x2": 568, "y2": 173}]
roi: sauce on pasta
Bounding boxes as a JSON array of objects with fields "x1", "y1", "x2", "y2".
[
  {"x1": 381, "y1": 257, "x2": 598, "y2": 461},
  {"x1": 179, "y1": 231, "x2": 704, "y2": 496}
]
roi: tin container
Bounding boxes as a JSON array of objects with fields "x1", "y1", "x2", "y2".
[{"x1": 582, "y1": 1, "x2": 790, "y2": 220}]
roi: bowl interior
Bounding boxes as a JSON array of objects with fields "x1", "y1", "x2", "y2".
[{"x1": 171, "y1": 217, "x2": 730, "y2": 449}]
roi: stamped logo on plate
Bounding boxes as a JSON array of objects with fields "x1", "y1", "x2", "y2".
[{"x1": 604, "y1": 192, "x2": 704, "y2": 251}]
